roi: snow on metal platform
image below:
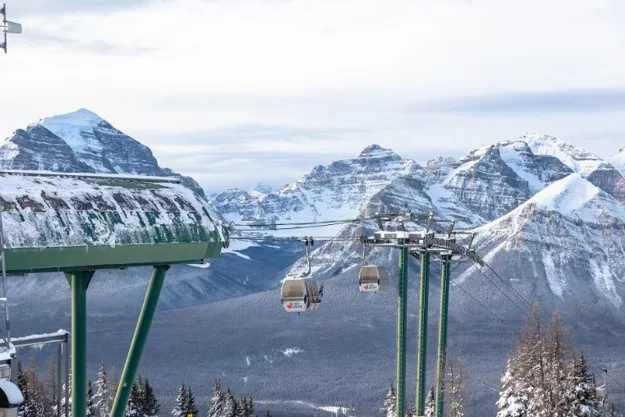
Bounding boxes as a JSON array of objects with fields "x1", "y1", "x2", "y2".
[{"x1": 0, "y1": 170, "x2": 227, "y2": 273}]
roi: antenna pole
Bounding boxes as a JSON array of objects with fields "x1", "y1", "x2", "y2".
[{"x1": 2, "y1": 4, "x2": 6, "y2": 54}]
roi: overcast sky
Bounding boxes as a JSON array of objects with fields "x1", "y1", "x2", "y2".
[{"x1": 3, "y1": 0, "x2": 625, "y2": 192}]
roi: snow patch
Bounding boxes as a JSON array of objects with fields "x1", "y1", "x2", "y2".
[
  {"x1": 542, "y1": 251, "x2": 564, "y2": 298},
  {"x1": 187, "y1": 262, "x2": 211, "y2": 269},
  {"x1": 282, "y1": 348, "x2": 303, "y2": 357},
  {"x1": 222, "y1": 239, "x2": 258, "y2": 260},
  {"x1": 589, "y1": 259, "x2": 623, "y2": 307}
]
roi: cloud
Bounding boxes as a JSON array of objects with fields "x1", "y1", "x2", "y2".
[
  {"x1": 12, "y1": 0, "x2": 148, "y2": 16},
  {"x1": 2, "y1": 0, "x2": 625, "y2": 193},
  {"x1": 407, "y1": 89, "x2": 625, "y2": 116},
  {"x1": 21, "y1": 31, "x2": 155, "y2": 55}
]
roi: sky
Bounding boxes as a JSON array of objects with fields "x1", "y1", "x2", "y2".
[{"x1": 2, "y1": 0, "x2": 625, "y2": 193}]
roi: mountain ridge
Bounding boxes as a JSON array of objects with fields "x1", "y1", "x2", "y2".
[{"x1": 0, "y1": 108, "x2": 205, "y2": 196}]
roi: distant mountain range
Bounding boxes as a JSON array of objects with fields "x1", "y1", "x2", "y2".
[{"x1": 1, "y1": 110, "x2": 624, "y2": 416}]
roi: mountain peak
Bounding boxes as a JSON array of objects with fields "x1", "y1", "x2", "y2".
[
  {"x1": 358, "y1": 144, "x2": 399, "y2": 159},
  {"x1": 40, "y1": 108, "x2": 104, "y2": 126},
  {"x1": 521, "y1": 133, "x2": 603, "y2": 176},
  {"x1": 529, "y1": 173, "x2": 600, "y2": 214}
]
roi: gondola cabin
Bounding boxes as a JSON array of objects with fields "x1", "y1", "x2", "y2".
[
  {"x1": 0, "y1": 378, "x2": 23, "y2": 417},
  {"x1": 358, "y1": 265, "x2": 388, "y2": 293},
  {"x1": 280, "y1": 278, "x2": 321, "y2": 312}
]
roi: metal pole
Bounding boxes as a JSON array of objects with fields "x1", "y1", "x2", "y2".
[
  {"x1": 57, "y1": 343, "x2": 62, "y2": 417},
  {"x1": 66, "y1": 271, "x2": 94, "y2": 417},
  {"x1": 416, "y1": 251, "x2": 430, "y2": 415},
  {"x1": 395, "y1": 240, "x2": 408, "y2": 417},
  {"x1": 110, "y1": 265, "x2": 169, "y2": 417},
  {"x1": 435, "y1": 255, "x2": 451, "y2": 417}
]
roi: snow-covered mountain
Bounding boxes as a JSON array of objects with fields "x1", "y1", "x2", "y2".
[
  {"x1": 213, "y1": 135, "x2": 625, "y2": 236},
  {"x1": 471, "y1": 173, "x2": 625, "y2": 308},
  {"x1": 0, "y1": 108, "x2": 204, "y2": 195},
  {"x1": 2, "y1": 116, "x2": 625, "y2": 416},
  {"x1": 211, "y1": 144, "x2": 422, "y2": 235}
]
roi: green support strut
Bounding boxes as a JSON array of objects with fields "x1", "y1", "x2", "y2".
[
  {"x1": 435, "y1": 255, "x2": 451, "y2": 417},
  {"x1": 66, "y1": 270, "x2": 95, "y2": 417},
  {"x1": 395, "y1": 239, "x2": 409, "y2": 417},
  {"x1": 416, "y1": 251, "x2": 430, "y2": 415},
  {"x1": 110, "y1": 265, "x2": 169, "y2": 417}
]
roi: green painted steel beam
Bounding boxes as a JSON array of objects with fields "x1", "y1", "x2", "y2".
[
  {"x1": 66, "y1": 270, "x2": 95, "y2": 417},
  {"x1": 395, "y1": 239, "x2": 409, "y2": 417},
  {"x1": 3, "y1": 242, "x2": 222, "y2": 274},
  {"x1": 110, "y1": 265, "x2": 169, "y2": 417},
  {"x1": 416, "y1": 251, "x2": 430, "y2": 415},
  {"x1": 435, "y1": 255, "x2": 451, "y2": 417}
]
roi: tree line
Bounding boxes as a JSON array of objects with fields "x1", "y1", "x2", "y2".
[
  {"x1": 14, "y1": 360, "x2": 272, "y2": 417},
  {"x1": 379, "y1": 303, "x2": 625, "y2": 417}
]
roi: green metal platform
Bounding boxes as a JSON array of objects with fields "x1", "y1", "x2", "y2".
[{"x1": 0, "y1": 170, "x2": 228, "y2": 417}]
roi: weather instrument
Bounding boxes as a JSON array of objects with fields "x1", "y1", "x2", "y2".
[{"x1": 1, "y1": 3, "x2": 22, "y2": 54}]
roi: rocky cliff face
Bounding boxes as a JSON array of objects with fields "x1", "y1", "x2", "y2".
[
  {"x1": 212, "y1": 144, "x2": 422, "y2": 235},
  {"x1": 0, "y1": 108, "x2": 205, "y2": 196}
]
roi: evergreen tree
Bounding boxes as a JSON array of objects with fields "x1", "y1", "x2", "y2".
[
  {"x1": 564, "y1": 354, "x2": 600, "y2": 417},
  {"x1": 238, "y1": 397, "x2": 247, "y2": 417},
  {"x1": 447, "y1": 356, "x2": 467, "y2": 417},
  {"x1": 424, "y1": 388, "x2": 435, "y2": 417},
  {"x1": 207, "y1": 379, "x2": 224, "y2": 417},
  {"x1": 60, "y1": 370, "x2": 72, "y2": 417},
  {"x1": 185, "y1": 387, "x2": 198, "y2": 417},
  {"x1": 95, "y1": 363, "x2": 113, "y2": 417},
  {"x1": 495, "y1": 304, "x2": 606, "y2": 417},
  {"x1": 496, "y1": 359, "x2": 529, "y2": 417},
  {"x1": 44, "y1": 359, "x2": 57, "y2": 417},
  {"x1": 247, "y1": 397, "x2": 254, "y2": 417},
  {"x1": 222, "y1": 389, "x2": 237, "y2": 417},
  {"x1": 22, "y1": 360, "x2": 45, "y2": 417},
  {"x1": 171, "y1": 384, "x2": 187, "y2": 417},
  {"x1": 86, "y1": 380, "x2": 97, "y2": 417},
  {"x1": 264, "y1": 412, "x2": 271, "y2": 417},
  {"x1": 126, "y1": 378, "x2": 143, "y2": 417},
  {"x1": 142, "y1": 379, "x2": 159, "y2": 417},
  {"x1": 380, "y1": 383, "x2": 396, "y2": 417},
  {"x1": 17, "y1": 361, "x2": 26, "y2": 417}
]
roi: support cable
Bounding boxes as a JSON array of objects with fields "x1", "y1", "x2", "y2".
[{"x1": 467, "y1": 259, "x2": 527, "y2": 314}]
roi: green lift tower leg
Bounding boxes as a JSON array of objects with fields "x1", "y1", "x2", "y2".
[
  {"x1": 66, "y1": 270, "x2": 95, "y2": 417},
  {"x1": 111, "y1": 265, "x2": 169, "y2": 417},
  {"x1": 395, "y1": 240, "x2": 409, "y2": 417},
  {"x1": 416, "y1": 251, "x2": 430, "y2": 415},
  {"x1": 435, "y1": 255, "x2": 451, "y2": 417}
]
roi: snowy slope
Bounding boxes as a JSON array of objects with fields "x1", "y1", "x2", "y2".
[
  {"x1": 608, "y1": 147, "x2": 625, "y2": 175},
  {"x1": 472, "y1": 173, "x2": 625, "y2": 307}
]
